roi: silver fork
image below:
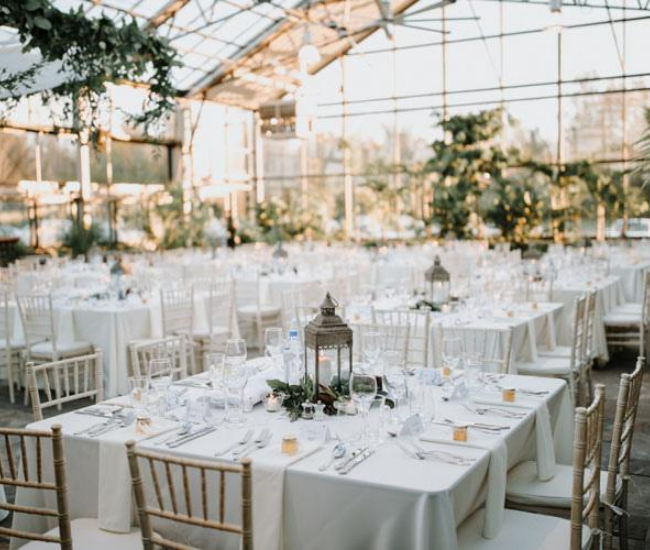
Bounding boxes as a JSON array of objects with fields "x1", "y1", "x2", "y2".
[
  {"x1": 215, "y1": 428, "x2": 254, "y2": 457},
  {"x1": 463, "y1": 403, "x2": 525, "y2": 419}
]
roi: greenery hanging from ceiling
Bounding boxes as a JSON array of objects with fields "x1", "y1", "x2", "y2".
[{"x1": 0, "y1": 0, "x2": 179, "y2": 139}]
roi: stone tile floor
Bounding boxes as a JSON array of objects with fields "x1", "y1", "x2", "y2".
[{"x1": 0, "y1": 350, "x2": 648, "y2": 549}]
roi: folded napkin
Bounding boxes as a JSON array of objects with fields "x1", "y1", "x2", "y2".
[
  {"x1": 420, "y1": 430, "x2": 507, "y2": 539},
  {"x1": 98, "y1": 418, "x2": 177, "y2": 533},
  {"x1": 253, "y1": 442, "x2": 323, "y2": 550},
  {"x1": 473, "y1": 396, "x2": 556, "y2": 480}
]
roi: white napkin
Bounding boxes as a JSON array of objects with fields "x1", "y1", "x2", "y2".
[
  {"x1": 98, "y1": 418, "x2": 177, "y2": 533},
  {"x1": 473, "y1": 396, "x2": 556, "y2": 480},
  {"x1": 252, "y1": 442, "x2": 323, "y2": 550},
  {"x1": 419, "y1": 432, "x2": 507, "y2": 539}
]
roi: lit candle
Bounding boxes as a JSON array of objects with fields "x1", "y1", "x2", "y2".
[
  {"x1": 319, "y1": 355, "x2": 332, "y2": 386},
  {"x1": 265, "y1": 394, "x2": 281, "y2": 412}
]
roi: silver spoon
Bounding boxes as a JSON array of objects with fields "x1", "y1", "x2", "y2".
[{"x1": 319, "y1": 442, "x2": 346, "y2": 472}]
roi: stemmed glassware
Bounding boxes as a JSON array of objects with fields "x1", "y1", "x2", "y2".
[
  {"x1": 362, "y1": 331, "x2": 382, "y2": 374},
  {"x1": 383, "y1": 351, "x2": 407, "y2": 420},
  {"x1": 224, "y1": 339, "x2": 248, "y2": 425},
  {"x1": 207, "y1": 352, "x2": 225, "y2": 392},
  {"x1": 264, "y1": 327, "x2": 284, "y2": 368},
  {"x1": 349, "y1": 372, "x2": 378, "y2": 444},
  {"x1": 442, "y1": 336, "x2": 463, "y2": 375}
]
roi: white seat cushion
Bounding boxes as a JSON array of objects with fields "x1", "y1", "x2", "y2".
[
  {"x1": 603, "y1": 311, "x2": 642, "y2": 327},
  {"x1": 30, "y1": 340, "x2": 93, "y2": 359},
  {"x1": 538, "y1": 345, "x2": 571, "y2": 359},
  {"x1": 613, "y1": 303, "x2": 642, "y2": 315},
  {"x1": 191, "y1": 326, "x2": 229, "y2": 340},
  {"x1": 22, "y1": 518, "x2": 142, "y2": 549},
  {"x1": 516, "y1": 356, "x2": 572, "y2": 376},
  {"x1": 506, "y1": 461, "x2": 619, "y2": 508},
  {"x1": 0, "y1": 338, "x2": 24, "y2": 350},
  {"x1": 457, "y1": 508, "x2": 591, "y2": 550},
  {"x1": 237, "y1": 304, "x2": 282, "y2": 317}
]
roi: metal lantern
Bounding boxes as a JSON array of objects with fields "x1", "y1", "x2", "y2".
[
  {"x1": 425, "y1": 255, "x2": 451, "y2": 304},
  {"x1": 304, "y1": 293, "x2": 353, "y2": 400}
]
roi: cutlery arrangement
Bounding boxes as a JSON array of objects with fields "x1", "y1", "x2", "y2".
[
  {"x1": 397, "y1": 440, "x2": 475, "y2": 466},
  {"x1": 319, "y1": 442, "x2": 347, "y2": 472},
  {"x1": 463, "y1": 403, "x2": 526, "y2": 419},
  {"x1": 234, "y1": 427, "x2": 272, "y2": 459},
  {"x1": 215, "y1": 428, "x2": 254, "y2": 457},
  {"x1": 339, "y1": 448, "x2": 375, "y2": 475},
  {"x1": 75, "y1": 413, "x2": 136, "y2": 438},
  {"x1": 166, "y1": 425, "x2": 217, "y2": 449}
]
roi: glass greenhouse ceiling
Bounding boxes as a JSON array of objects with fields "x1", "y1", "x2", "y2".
[{"x1": 50, "y1": 0, "x2": 650, "y2": 109}]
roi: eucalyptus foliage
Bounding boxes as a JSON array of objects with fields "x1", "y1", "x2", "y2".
[{"x1": 0, "y1": 0, "x2": 178, "y2": 138}]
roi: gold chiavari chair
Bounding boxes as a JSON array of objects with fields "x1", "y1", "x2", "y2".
[
  {"x1": 2, "y1": 425, "x2": 141, "y2": 549},
  {"x1": 125, "y1": 441, "x2": 253, "y2": 550},
  {"x1": 27, "y1": 351, "x2": 104, "y2": 420},
  {"x1": 458, "y1": 385, "x2": 605, "y2": 550},
  {"x1": 129, "y1": 336, "x2": 189, "y2": 381}
]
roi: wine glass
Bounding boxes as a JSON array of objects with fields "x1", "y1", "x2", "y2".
[
  {"x1": 264, "y1": 327, "x2": 284, "y2": 367},
  {"x1": 349, "y1": 372, "x2": 378, "y2": 443},
  {"x1": 362, "y1": 331, "x2": 382, "y2": 373},
  {"x1": 442, "y1": 336, "x2": 463, "y2": 373},
  {"x1": 384, "y1": 365, "x2": 407, "y2": 420},
  {"x1": 224, "y1": 339, "x2": 248, "y2": 425}
]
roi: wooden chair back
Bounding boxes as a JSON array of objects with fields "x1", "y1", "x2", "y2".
[
  {"x1": 129, "y1": 336, "x2": 189, "y2": 381},
  {"x1": 602, "y1": 357, "x2": 645, "y2": 549},
  {"x1": 0, "y1": 288, "x2": 13, "y2": 346},
  {"x1": 27, "y1": 351, "x2": 104, "y2": 421},
  {"x1": 373, "y1": 309, "x2": 431, "y2": 369},
  {"x1": 160, "y1": 286, "x2": 194, "y2": 336},
  {"x1": 583, "y1": 291, "x2": 597, "y2": 364},
  {"x1": 125, "y1": 442, "x2": 252, "y2": 550},
  {"x1": 16, "y1": 293, "x2": 56, "y2": 350},
  {"x1": 206, "y1": 281, "x2": 235, "y2": 339},
  {"x1": 356, "y1": 322, "x2": 410, "y2": 365},
  {"x1": 571, "y1": 383, "x2": 605, "y2": 550},
  {"x1": 570, "y1": 295, "x2": 588, "y2": 371},
  {"x1": 0, "y1": 425, "x2": 72, "y2": 549}
]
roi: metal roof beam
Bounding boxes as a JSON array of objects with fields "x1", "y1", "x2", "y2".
[{"x1": 147, "y1": 0, "x2": 192, "y2": 28}]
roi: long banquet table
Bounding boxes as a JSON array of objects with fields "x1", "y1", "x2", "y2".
[{"x1": 12, "y1": 370, "x2": 573, "y2": 550}]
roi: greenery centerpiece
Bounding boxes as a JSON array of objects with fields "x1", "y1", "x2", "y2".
[{"x1": 0, "y1": 0, "x2": 178, "y2": 139}]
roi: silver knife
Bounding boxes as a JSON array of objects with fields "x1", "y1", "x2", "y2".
[
  {"x1": 167, "y1": 426, "x2": 216, "y2": 448},
  {"x1": 215, "y1": 428, "x2": 253, "y2": 457},
  {"x1": 339, "y1": 448, "x2": 375, "y2": 475},
  {"x1": 334, "y1": 446, "x2": 368, "y2": 471}
]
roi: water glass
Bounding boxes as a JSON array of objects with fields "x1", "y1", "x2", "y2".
[
  {"x1": 362, "y1": 331, "x2": 382, "y2": 372},
  {"x1": 128, "y1": 376, "x2": 149, "y2": 417},
  {"x1": 207, "y1": 352, "x2": 225, "y2": 391},
  {"x1": 349, "y1": 372, "x2": 378, "y2": 442},
  {"x1": 264, "y1": 327, "x2": 284, "y2": 366},
  {"x1": 465, "y1": 352, "x2": 483, "y2": 392},
  {"x1": 442, "y1": 336, "x2": 463, "y2": 372}
]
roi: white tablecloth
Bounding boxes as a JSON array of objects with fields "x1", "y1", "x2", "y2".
[
  {"x1": 610, "y1": 260, "x2": 650, "y2": 302},
  {"x1": 12, "y1": 375, "x2": 573, "y2": 550}
]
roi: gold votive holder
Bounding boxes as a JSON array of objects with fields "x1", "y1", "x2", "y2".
[
  {"x1": 282, "y1": 434, "x2": 299, "y2": 456},
  {"x1": 453, "y1": 424, "x2": 468, "y2": 442},
  {"x1": 442, "y1": 366, "x2": 452, "y2": 378},
  {"x1": 506, "y1": 310, "x2": 514, "y2": 318},
  {"x1": 502, "y1": 387, "x2": 517, "y2": 403},
  {"x1": 532, "y1": 302, "x2": 539, "y2": 310}
]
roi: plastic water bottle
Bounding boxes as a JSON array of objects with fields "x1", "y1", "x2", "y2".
[{"x1": 283, "y1": 323, "x2": 303, "y2": 384}]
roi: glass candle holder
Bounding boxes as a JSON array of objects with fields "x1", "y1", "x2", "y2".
[
  {"x1": 264, "y1": 392, "x2": 284, "y2": 413},
  {"x1": 282, "y1": 434, "x2": 299, "y2": 456},
  {"x1": 502, "y1": 387, "x2": 517, "y2": 403},
  {"x1": 453, "y1": 424, "x2": 468, "y2": 442}
]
